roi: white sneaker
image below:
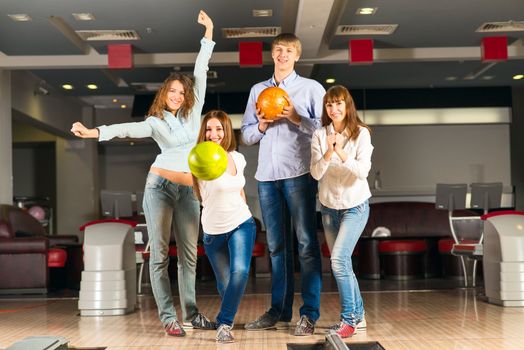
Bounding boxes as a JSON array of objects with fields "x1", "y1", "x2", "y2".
[
  {"x1": 216, "y1": 324, "x2": 234, "y2": 343},
  {"x1": 357, "y1": 316, "x2": 367, "y2": 331}
]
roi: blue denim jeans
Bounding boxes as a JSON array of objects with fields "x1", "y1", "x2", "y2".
[
  {"x1": 143, "y1": 172, "x2": 200, "y2": 325},
  {"x1": 321, "y1": 200, "x2": 369, "y2": 327},
  {"x1": 258, "y1": 173, "x2": 322, "y2": 322},
  {"x1": 203, "y1": 217, "x2": 256, "y2": 327}
]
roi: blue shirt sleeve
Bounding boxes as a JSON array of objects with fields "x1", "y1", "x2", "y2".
[
  {"x1": 241, "y1": 85, "x2": 265, "y2": 145},
  {"x1": 298, "y1": 81, "x2": 324, "y2": 135}
]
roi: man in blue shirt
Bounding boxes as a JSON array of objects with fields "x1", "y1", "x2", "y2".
[{"x1": 241, "y1": 33, "x2": 325, "y2": 336}]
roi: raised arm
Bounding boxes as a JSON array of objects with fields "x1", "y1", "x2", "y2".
[
  {"x1": 198, "y1": 10, "x2": 213, "y2": 41},
  {"x1": 191, "y1": 10, "x2": 215, "y2": 129}
]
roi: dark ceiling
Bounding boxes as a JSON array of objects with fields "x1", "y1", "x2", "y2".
[{"x1": 1, "y1": 0, "x2": 523, "y2": 110}]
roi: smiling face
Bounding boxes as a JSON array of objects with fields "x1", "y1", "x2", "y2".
[
  {"x1": 271, "y1": 43, "x2": 300, "y2": 73},
  {"x1": 325, "y1": 99, "x2": 347, "y2": 124},
  {"x1": 205, "y1": 118, "x2": 225, "y2": 145},
  {"x1": 165, "y1": 80, "x2": 185, "y2": 113}
]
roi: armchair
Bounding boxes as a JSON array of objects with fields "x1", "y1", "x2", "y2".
[
  {"x1": 0, "y1": 205, "x2": 78, "y2": 293},
  {"x1": 0, "y1": 220, "x2": 49, "y2": 293}
]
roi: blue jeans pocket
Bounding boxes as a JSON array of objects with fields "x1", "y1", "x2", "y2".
[
  {"x1": 203, "y1": 233, "x2": 215, "y2": 246},
  {"x1": 145, "y1": 173, "x2": 163, "y2": 190}
]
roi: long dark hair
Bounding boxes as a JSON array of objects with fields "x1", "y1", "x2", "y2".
[
  {"x1": 147, "y1": 72, "x2": 195, "y2": 119},
  {"x1": 321, "y1": 85, "x2": 370, "y2": 140},
  {"x1": 192, "y1": 110, "x2": 236, "y2": 202}
]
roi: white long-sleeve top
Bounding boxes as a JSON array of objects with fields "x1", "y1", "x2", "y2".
[{"x1": 310, "y1": 124, "x2": 373, "y2": 210}]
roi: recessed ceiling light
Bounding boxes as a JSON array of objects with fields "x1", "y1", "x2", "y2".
[
  {"x1": 513, "y1": 74, "x2": 524, "y2": 80},
  {"x1": 112, "y1": 98, "x2": 118, "y2": 103},
  {"x1": 252, "y1": 9, "x2": 273, "y2": 17},
  {"x1": 86, "y1": 84, "x2": 98, "y2": 90},
  {"x1": 72, "y1": 13, "x2": 95, "y2": 21},
  {"x1": 7, "y1": 14, "x2": 32, "y2": 22},
  {"x1": 356, "y1": 8, "x2": 377, "y2": 15},
  {"x1": 325, "y1": 78, "x2": 336, "y2": 84},
  {"x1": 62, "y1": 84, "x2": 74, "y2": 90},
  {"x1": 120, "y1": 104, "x2": 127, "y2": 109}
]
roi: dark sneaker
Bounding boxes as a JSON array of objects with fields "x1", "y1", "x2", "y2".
[
  {"x1": 164, "y1": 320, "x2": 186, "y2": 337},
  {"x1": 329, "y1": 321, "x2": 355, "y2": 338},
  {"x1": 185, "y1": 313, "x2": 216, "y2": 330},
  {"x1": 244, "y1": 311, "x2": 278, "y2": 330},
  {"x1": 216, "y1": 324, "x2": 234, "y2": 343},
  {"x1": 294, "y1": 315, "x2": 315, "y2": 336}
]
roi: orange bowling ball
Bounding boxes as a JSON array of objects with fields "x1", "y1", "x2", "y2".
[{"x1": 256, "y1": 86, "x2": 290, "y2": 120}]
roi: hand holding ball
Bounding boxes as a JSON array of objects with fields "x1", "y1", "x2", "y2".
[
  {"x1": 256, "y1": 86, "x2": 290, "y2": 120},
  {"x1": 188, "y1": 141, "x2": 228, "y2": 180}
]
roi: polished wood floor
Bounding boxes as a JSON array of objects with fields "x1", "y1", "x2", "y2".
[{"x1": 1, "y1": 278, "x2": 524, "y2": 350}]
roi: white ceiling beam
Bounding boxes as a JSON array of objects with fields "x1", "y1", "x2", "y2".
[
  {"x1": 48, "y1": 16, "x2": 97, "y2": 55},
  {"x1": 1, "y1": 46, "x2": 523, "y2": 70},
  {"x1": 294, "y1": 0, "x2": 336, "y2": 59}
]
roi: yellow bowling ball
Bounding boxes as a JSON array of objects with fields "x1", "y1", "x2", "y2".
[{"x1": 188, "y1": 141, "x2": 228, "y2": 181}]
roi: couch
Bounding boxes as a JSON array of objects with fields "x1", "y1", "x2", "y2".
[{"x1": 0, "y1": 204, "x2": 80, "y2": 293}]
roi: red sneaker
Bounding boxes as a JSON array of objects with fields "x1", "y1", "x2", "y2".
[
  {"x1": 164, "y1": 320, "x2": 186, "y2": 337},
  {"x1": 330, "y1": 321, "x2": 355, "y2": 338}
]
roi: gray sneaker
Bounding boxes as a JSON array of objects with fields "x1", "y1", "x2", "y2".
[
  {"x1": 216, "y1": 324, "x2": 234, "y2": 343},
  {"x1": 164, "y1": 320, "x2": 186, "y2": 337},
  {"x1": 183, "y1": 313, "x2": 216, "y2": 330},
  {"x1": 294, "y1": 315, "x2": 315, "y2": 336},
  {"x1": 244, "y1": 311, "x2": 278, "y2": 330}
]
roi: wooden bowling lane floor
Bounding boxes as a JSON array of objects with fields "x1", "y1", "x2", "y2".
[{"x1": 1, "y1": 289, "x2": 524, "y2": 350}]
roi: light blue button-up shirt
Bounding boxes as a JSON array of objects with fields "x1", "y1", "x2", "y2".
[
  {"x1": 97, "y1": 37, "x2": 215, "y2": 172},
  {"x1": 241, "y1": 71, "x2": 325, "y2": 181}
]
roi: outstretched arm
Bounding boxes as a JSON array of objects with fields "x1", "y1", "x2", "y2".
[{"x1": 71, "y1": 122, "x2": 99, "y2": 138}]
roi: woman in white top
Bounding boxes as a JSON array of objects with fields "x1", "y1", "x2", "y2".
[
  {"x1": 310, "y1": 85, "x2": 373, "y2": 338},
  {"x1": 193, "y1": 110, "x2": 256, "y2": 343}
]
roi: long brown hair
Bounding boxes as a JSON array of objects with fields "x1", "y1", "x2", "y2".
[
  {"x1": 193, "y1": 110, "x2": 236, "y2": 202},
  {"x1": 147, "y1": 72, "x2": 195, "y2": 119},
  {"x1": 321, "y1": 85, "x2": 370, "y2": 140}
]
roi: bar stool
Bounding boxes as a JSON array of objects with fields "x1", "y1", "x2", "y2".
[{"x1": 379, "y1": 240, "x2": 427, "y2": 280}]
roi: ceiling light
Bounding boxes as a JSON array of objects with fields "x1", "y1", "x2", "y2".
[
  {"x1": 112, "y1": 98, "x2": 118, "y2": 103},
  {"x1": 445, "y1": 76, "x2": 457, "y2": 81},
  {"x1": 513, "y1": 74, "x2": 524, "y2": 80},
  {"x1": 252, "y1": 9, "x2": 273, "y2": 17},
  {"x1": 356, "y1": 8, "x2": 377, "y2": 15},
  {"x1": 8, "y1": 14, "x2": 32, "y2": 21},
  {"x1": 72, "y1": 13, "x2": 95, "y2": 21},
  {"x1": 86, "y1": 84, "x2": 98, "y2": 90},
  {"x1": 120, "y1": 104, "x2": 127, "y2": 109},
  {"x1": 62, "y1": 84, "x2": 74, "y2": 90},
  {"x1": 325, "y1": 78, "x2": 336, "y2": 84}
]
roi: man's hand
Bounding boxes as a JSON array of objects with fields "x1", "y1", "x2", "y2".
[
  {"x1": 256, "y1": 106, "x2": 274, "y2": 133},
  {"x1": 275, "y1": 95, "x2": 300, "y2": 125}
]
